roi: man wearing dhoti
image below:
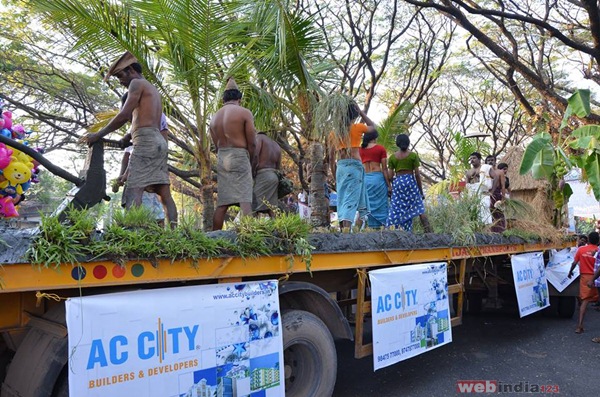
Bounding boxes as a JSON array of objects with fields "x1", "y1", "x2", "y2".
[
  {"x1": 81, "y1": 51, "x2": 178, "y2": 227},
  {"x1": 465, "y1": 152, "x2": 493, "y2": 225},
  {"x1": 252, "y1": 132, "x2": 282, "y2": 218},
  {"x1": 209, "y1": 78, "x2": 257, "y2": 230}
]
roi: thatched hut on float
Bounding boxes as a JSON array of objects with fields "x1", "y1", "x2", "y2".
[{"x1": 500, "y1": 146, "x2": 553, "y2": 224}]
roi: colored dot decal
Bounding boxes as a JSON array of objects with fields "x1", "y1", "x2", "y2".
[
  {"x1": 71, "y1": 266, "x2": 86, "y2": 281},
  {"x1": 93, "y1": 265, "x2": 107, "y2": 279},
  {"x1": 131, "y1": 263, "x2": 145, "y2": 278},
  {"x1": 112, "y1": 265, "x2": 126, "y2": 278}
]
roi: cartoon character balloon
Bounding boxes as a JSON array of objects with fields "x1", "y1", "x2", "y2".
[{"x1": 0, "y1": 159, "x2": 32, "y2": 196}]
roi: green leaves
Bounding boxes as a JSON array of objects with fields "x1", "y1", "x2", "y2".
[
  {"x1": 584, "y1": 152, "x2": 600, "y2": 200},
  {"x1": 560, "y1": 89, "x2": 591, "y2": 131},
  {"x1": 377, "y1": 101, "x2": 414, "y2": 152},
  {"x1": 519, "y1": 133, "x2": 553, "y2": 179}
]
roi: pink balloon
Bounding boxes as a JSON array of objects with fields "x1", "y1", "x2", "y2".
[
  {"x1": 0, "y1": 196, "x2": 18, "y2": 218},
  {"x1": 0, "y1": 118, "x2": 4, "y2": 130},
  {"x1": 2, "y1": 113, "x2": 12, "y2": 131},
  {"x1": 0, "y1": 143, "x2": 13, "y2": 169}
]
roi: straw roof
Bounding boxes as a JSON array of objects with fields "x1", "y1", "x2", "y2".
[{"x1": 500, "y1": 146, "x2": 550, "y2": 191}]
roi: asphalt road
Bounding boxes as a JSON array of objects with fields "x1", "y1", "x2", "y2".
[{"x1": 333, "y1": 302, "x2": 600, "y2": 396}]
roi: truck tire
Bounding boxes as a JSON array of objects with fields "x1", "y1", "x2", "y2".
[
  {"x1": 1, "y1": 304, "x2": 67, "y2": 397},
  {"x1": 557, "y1": 296, "x2": 576, "y2": 319},
  {"x1": 283, "y1": 309, "x2": 337, "y2": 397},
  {"x1": 0, "y1": 342, "x2": 12, "y2": 387}
]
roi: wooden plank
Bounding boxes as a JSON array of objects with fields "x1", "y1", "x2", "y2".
[
  {"x1": 448, "y1": 283, "x2": 463, "y2": 295},
  {"x1": 354, "y1": 268, "x2": 368, "y2": 359}
]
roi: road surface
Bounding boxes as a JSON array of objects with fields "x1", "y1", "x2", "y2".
[{"x1": 333, "y1": 303, "x2": 600, "y2": 396}]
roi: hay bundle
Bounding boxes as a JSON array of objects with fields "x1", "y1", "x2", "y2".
[
  {"x1": 509, "y1": 219, "x2": 564, "y2": 244},
  {"x1": 500, "y1": 146, "x2": 549, "y2": 191},
  {"x1": 500, "y1": 146, "x2": 553, "y2": 222},
  {"x1": 530, "y1": 186, "x2": 554, "y2": 223},
  {"x1": 313, "y1": 93, "x2": 355, "y2": 146}
]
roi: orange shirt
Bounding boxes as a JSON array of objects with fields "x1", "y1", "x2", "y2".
[
  {"x1": 337, "y1": 123, "x2": 368, "y2": 149},
  {"x1": 574, "y1": 244, "x2": 598, "y2": 274}
]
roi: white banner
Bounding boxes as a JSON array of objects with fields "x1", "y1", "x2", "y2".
[
  {"x1": 546, "y1": 248, "x2": 579, "y2": 292},
  {"x1": 369, "y1": 263, "x2": 452, "y2": 371},
  {"x1": 66, "y1": 282, "x2": 284, "y2": 397},
  {"x1": 511, "y1": 252, "x2": 551, "y2": 317}
]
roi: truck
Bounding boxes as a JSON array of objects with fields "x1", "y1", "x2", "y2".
[{"x1": 0, "y1": 139, "x2": 576, "y2": 397}]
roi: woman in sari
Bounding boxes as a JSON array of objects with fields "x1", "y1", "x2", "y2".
[
  {"x1": 386, "y1": 134, "x2": 432, "y2": 232},
  {"x1": 330, "y1": 103, "x2": 375, "y2": 231},
  {"x1": 359, "y1": 131, "x2": 390, "y2": 228}
]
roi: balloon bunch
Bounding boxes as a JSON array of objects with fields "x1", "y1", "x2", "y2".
[{"x1": 0, "y1": 102, "x2": 41, "y2": 218}]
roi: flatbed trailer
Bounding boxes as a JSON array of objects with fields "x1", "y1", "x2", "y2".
[{"x1": 0, "y1": 237, "x2": 573, "y2": 397}]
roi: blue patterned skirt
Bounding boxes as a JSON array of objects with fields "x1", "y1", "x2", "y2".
[{"x1": 386, "y1": 173, "x2": 425, "y2": 232}]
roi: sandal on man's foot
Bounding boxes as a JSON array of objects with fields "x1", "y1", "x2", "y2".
[
  {"x1": 575, "y1": 327, "x2": 584, "y2": 334},
  {"x1": 592, "y1": 337, "x2": 600, "y2": 343}
]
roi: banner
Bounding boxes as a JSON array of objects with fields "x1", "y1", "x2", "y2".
[
  {"x1": 546, "y1": 248, "x2": 579, "y2": 292},
  {"x1": 511, "y1": 252, "x2": 550, "y2": 317},
  {"x1": 66, "y1": 282, "x2": 284, "y2": 397},
  {"x1": 369, "y1": 263, "x2": 452, "y2": 371}
]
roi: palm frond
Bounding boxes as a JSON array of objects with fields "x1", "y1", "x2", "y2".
[{"x1": 377, "y1": 101, "x2": 414, "y2": 152}]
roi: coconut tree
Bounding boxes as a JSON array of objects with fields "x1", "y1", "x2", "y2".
[{"x1": 28, "y1": 0, "x2": 328, "y2": 229}]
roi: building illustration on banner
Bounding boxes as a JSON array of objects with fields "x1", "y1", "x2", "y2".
[
  {"x1": 179, "y1": 283, "x2": 282, "y2": 397},
  {"x1": 412, "y1": 298, "x2": 450, "y2": 348}
]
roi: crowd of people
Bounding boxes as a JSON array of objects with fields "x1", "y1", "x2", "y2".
[
  {"x1": 325, "y1": 102, "x2": 433, "y2": 232},
  {"x1": 85, "y1": 51, "x2": 514, "y2": 234}
]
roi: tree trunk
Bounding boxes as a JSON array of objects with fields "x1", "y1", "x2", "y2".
[
  {"x1": 308, "y1": 142, "x2": 329, "y2": 227},
  {"x1": 202, "y1": 184, "x2": 214, "y2": 231}
]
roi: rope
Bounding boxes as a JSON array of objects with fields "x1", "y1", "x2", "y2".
[
  {"x1": 35, "y1": 291, "x2": 68, "y2": 307},
  {"x1": 356, "y1": 268, "x2": 369, "y2": 290},
  {"x1": 278, "y1": 273, "x2": 290, "y2": 283}
]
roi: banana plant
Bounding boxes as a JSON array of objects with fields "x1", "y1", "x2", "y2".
[{"x1": 519, "y1": 89, "x2": 596, "y2": 226}]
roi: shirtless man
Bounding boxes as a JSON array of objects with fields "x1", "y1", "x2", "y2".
[
  {"x1": 209, "y1": 78, "x2": 257, "y2": 230},
  {"x1": 465, "y1": 152, "x2": 493, "y2": 186},
  {"x1": 81, "y1": 51, "x2": 178, "y2": 227},
  {"x1": 252, "y1": 132, "x2": 282, "y2": 218}
]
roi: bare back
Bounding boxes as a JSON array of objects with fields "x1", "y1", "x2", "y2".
[
  {"x1": 210, "y1": 104, "x2": 256, "y2": 149},
  {"x1": 256, "y1": 134, "x2": 281, "y2": 170},
  {"x1": 126, "y1": 79, "x2": 162, "y2": 131}
]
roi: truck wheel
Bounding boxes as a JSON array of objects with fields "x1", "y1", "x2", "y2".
[
  {"x1": 282, "y1": 309, "x2": 337, "y2": 397},
  {"x1": 50, "y1": 367, "x2": 68, "y2": 397},
  {"x1": 557, "y1": 296, "x2": 576, "y2": 318},
  {"x1": 0, "y1": 342, "x2": 13, "y2": 387},
  {"x1": 1, "y1": 304, "x2": 67, "y2": 397}
]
